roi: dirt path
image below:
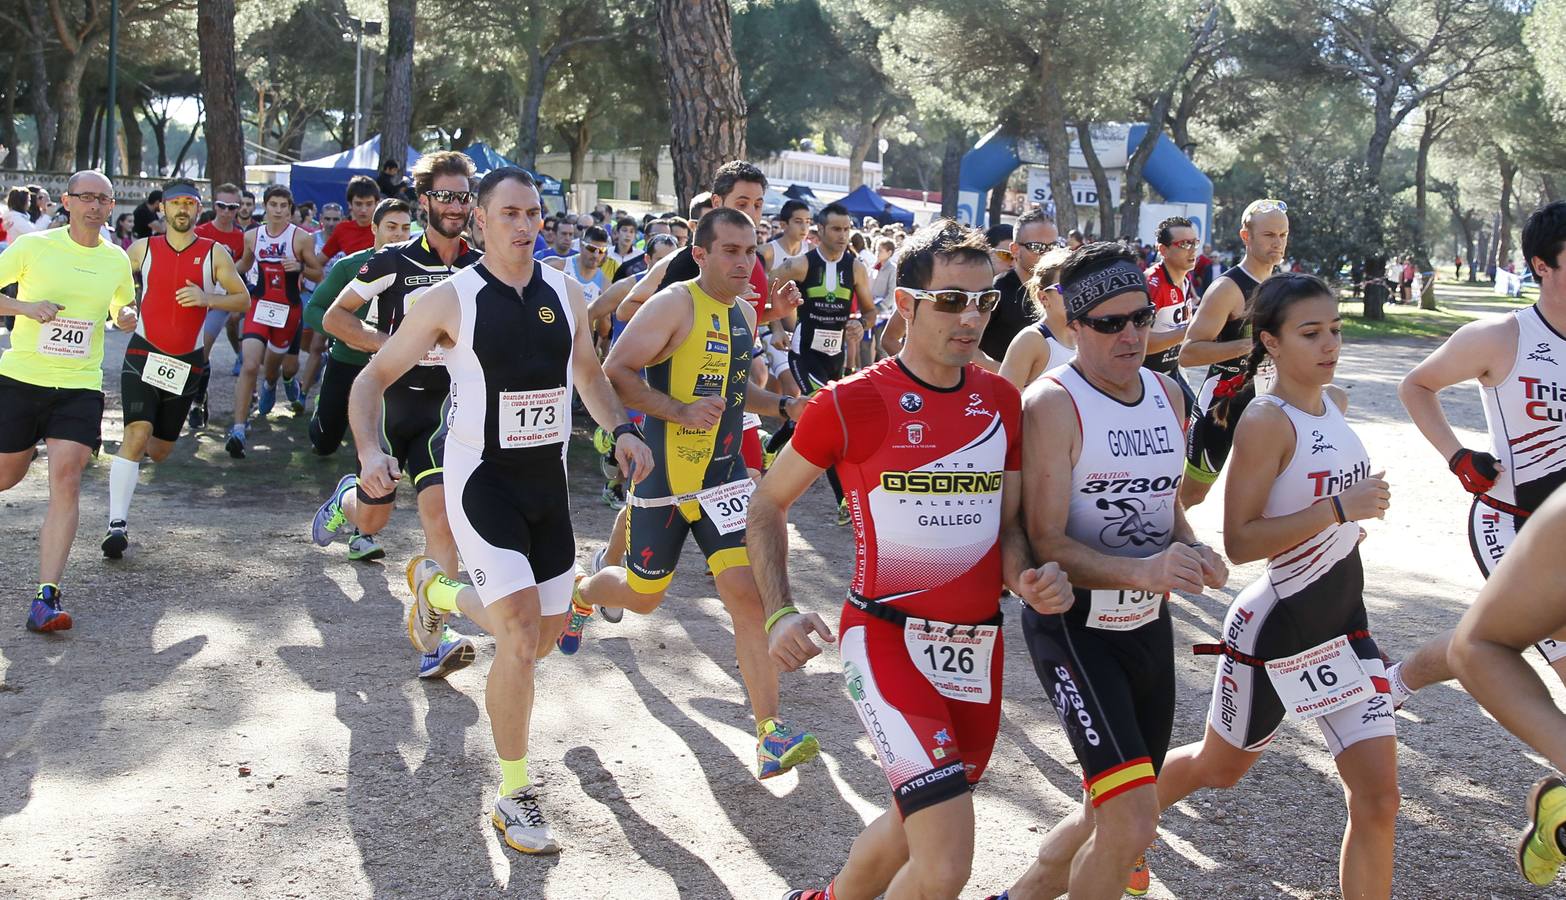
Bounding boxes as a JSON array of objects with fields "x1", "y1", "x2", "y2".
[{"x1": 1, "y1": 325, "x2": 1560, "y2": 899}]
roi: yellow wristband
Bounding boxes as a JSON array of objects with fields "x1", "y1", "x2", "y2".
[{"x1": 764, "y1": 605, "x2": 799, "y2": 634}]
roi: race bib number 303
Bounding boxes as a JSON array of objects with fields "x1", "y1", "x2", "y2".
[
  {"x1": 498, "y1": 387, "x2": 568, "y2": 448},
  {"x1": 38, "y1": 317, "x2": 94, "y2": 358},
  {"x1": 1264, "y1": 634, "x2": 1376, "y2": 722},
  {"x1": 698, "y1": 478, "x2": 755, "y2": 535},
  {"x1": 903, "y1": 617, "x2": 999, "y2": 703}
]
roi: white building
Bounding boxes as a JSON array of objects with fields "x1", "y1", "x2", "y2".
[{"x1": 533, "y1": 147, "x2": 883, "y2": 210}]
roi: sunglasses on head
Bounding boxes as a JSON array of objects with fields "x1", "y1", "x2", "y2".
[
  {"x1": 900, "y1": 287, "x2": 1002, "y2": 314},
  {"x1": 1078, "y1": 304, "x2": 1157, "y2": 334},
  {"x1": 425, "y1": 189, "x2": 475, "y2": 205}
]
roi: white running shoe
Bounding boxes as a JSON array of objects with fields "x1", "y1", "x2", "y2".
[
  {"x1": 404, "y1": 556, "x2": 447, "y2": 653},
  {"x1": 492, "y1": 787, "x2": 560, "y2": 854},
  {"x1": 589, "y1": 547, "x2": 623, "y2": 623}
]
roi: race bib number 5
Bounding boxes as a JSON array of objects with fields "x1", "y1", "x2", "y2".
[
  {"x1": 38, "y1": 317, "x2": 94, "y2": 358},
  {"x1": 1086, "y1": 589, "x2": 1164, "y2": 631},
  {"x1": 904, "y1": 617, "x2": 1000, "y2": 703},
  {"x1": 698, "y1": 478, "x2": 755, "y2": 535},
  {"x1": 1264, "y1": 635, "x2": 1376, "y2": 722},
  {"x1": 252, "y1": 299, "x2": 290, "y2": 328},
  {"x1": 141, "y1": 352, "x2": 192, "y2": 394},
  {"x1": 498, "y1": 387, "x2": 567, "y2": 448}
]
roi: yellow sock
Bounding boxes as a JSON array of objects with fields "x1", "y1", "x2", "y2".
[
  {"x1": 427, "y1": 573, "x2": 464, "y2": 612},
  {"x1": 498, "y1": 756, "x2": 530, "y2": 795}
]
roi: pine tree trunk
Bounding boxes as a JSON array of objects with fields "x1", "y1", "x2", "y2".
[
  {"x1": 639, "y1": 142, "x2": 661, "y2": 203},
  {"x1": 1077, "y1": 122, "x2": 1114, "y2": 237},
  {"x1": 381, "y1": 0, "x2": 416, "y2": 165},
  {"x1": 54, "y1": 50, "x2": 94, "y2": 171},
  {"x1": 656, "y1": 0, "x2": 747, "y2": 210},
  {"x1": 1037, "y1": 55, "x2": 1076, "y2": 233},
  {"x1": 24, "y1": 0, "x2": 55, "y2": 169},
  {"x1": 1496, "y1": 151, "x2": 1517, "y2": 274},
  {"x1": 940, "y1": 130, "x2": 964, "y2": 219},
  {"x1": 0, "y1": 54, "x2": 19, "y2": 169},
  {"x1": 198, "y1": 0, "x2": 245, "y2": 187},
  {"x1": 117, "y1": 90, "x2": 143, "y2": 177}
]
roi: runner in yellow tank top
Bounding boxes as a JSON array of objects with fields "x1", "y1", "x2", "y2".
[{"x1": 567, "y1": 207, "x2": 821, "y2": 781}]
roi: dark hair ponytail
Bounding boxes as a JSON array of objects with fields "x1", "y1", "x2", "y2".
[{"x1": 1210, "y1": 273, "x2": 1334, "y2": 428}]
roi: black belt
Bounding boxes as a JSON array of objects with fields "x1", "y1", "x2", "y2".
[
  {"x1": 846, "y1": 590, "x2": 1004, "y2": 632},
  {"x1": 1193, "y1": 629, "x2": 1373, "y2": 668}
]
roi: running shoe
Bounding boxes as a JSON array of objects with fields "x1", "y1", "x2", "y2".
[
  {"x1": 1517, "y1": 774, "x2": 1566, "y2": 886},
  {"x1": 225, "y1": 425, "x2": 246, "y2": 459},
  {"x1": 781, "y1": 891, "x2": 829, "y2": 900},
  {"x1": 418, "y1": 627, "x2": 476, "y2": 679},
  {"x1": 588, "y1": 547, "x2": 623, "y2": 623},
  {"x1": 285, "y1": 377, "x2": 304, "y2": 414},
  {"x1": 555, "y1": 580, "x2": 593, "y2": 655},
  {"x1": 835, "y1": 498, "x2": 850, "y2": 527},
  {"x1": 257, "y1": 379, "x2": 277, "y2": 416},
  {"x1": 101, "y1": 520, "x2": 129, "y2": 559},
  {"x1": 601, "y1": 481, "x2": 626, "y2": 510},
  {"x1": 26, "y1": 585, "x2": 71, "y2": 633},
  {"x1": 759, "y1": 429, "x2": 776, "y2": 470},
  {"x1": 756, "y1": 718, "x2": 819, "y2": 779},
  {"x1": 592, "y1": 425, "x2": 615, "y2": 456},
  {"x1": 1126, "y1": 852, "x2": 1151, "y2": 896},
  {"x1": 492, "y1": 786, "x2": 560, "y2": 854},
  {"x1": 188, "y1": 396, "x2": 208, "y2": 430},
  {"x1": 311, "y1": 474, "x2": 357, "y2": 546},
  {"x1": 404, "y1": 556, "x2": 448, "y2": 653},
  {"x1": 230, "y1": 357, "x2": 241, "y2": 377},
  {"x1": 346, "y1": 530, "x2": 385, "y2": 562}
]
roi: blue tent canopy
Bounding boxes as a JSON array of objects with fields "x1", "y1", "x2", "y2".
[
  {"x1": 458, "y1": 143, "x2": 565, "y2": 195},
  {"x1": 296, "y1": 135, "x2": 420, "y2": 170},
  {"x1": 837, "y1": 184, "x2": 915, "y2": 226}
]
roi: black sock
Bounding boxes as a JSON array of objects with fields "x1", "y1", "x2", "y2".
[{"x1": 826, "y1": 466, "x2": 845, "y2": 504}]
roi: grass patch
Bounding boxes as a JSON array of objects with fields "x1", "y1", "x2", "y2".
[{"x1": 1336, "y1": 277, "x2": 1535, "y2": 342}]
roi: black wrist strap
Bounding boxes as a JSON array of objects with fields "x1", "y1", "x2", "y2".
[
  {"x1": 613, "y1": 422, "x2": 641, "y2": 442},
  {"x1": 778, "y1": 396, "x2": 790, "y2": 421}
]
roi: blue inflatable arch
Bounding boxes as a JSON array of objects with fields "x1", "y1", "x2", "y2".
[{"x1": 956, "y1": 126, "x2": 1212, "y2": 240}]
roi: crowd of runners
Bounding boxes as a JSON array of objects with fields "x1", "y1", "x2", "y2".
[{"x1": 3, "y1": 156, "x2": 1566, "y2": 900}]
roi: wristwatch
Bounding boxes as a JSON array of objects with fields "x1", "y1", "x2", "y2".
[
  {"x1": 612, "y1": 422, "x2": 641, "y2": 442},
  {"x1": 778, "y1": 397, "x2": 792, "y2": 421}
]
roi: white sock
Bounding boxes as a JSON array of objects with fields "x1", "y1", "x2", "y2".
[{"x1": 109, "y1": 456, "x2": 139, "y2": 524}]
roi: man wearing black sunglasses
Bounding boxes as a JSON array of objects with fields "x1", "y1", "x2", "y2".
[
  {"x1": 756, "y1": 220, "x2": 1071, "y2": 900},
  {"x1": 1003, "y1": 241, "x2": 1225, "y2": 900},
  {"x1": 979, "y1": 207, "x2": 1060, "y2": 368},
  {"x1": 314, "y1": 151, "x2": 480, "y2": 596},
  {"x1": 1143, "y1": 215, "x2": 1201, "y2": 409}
]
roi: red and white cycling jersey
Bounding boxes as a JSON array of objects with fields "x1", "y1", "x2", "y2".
[
  {"x1": 791, "y1": 356, "x2": 1022, "y2": 622},
  {"x1": 1144, "y1": 262, "x2": 1192, "y2": 375}
]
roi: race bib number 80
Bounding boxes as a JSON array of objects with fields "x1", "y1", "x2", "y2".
[
  {"x1": 810, "y1": 328, "x2": 843, "y2": 355},
  {"x1": 498, "y1": 387, "x2": 568, "y2": 448}
]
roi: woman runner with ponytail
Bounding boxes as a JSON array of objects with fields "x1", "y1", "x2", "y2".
[{"x1": 1144, "y1": 274, "x2": 1399, "y2": 898}]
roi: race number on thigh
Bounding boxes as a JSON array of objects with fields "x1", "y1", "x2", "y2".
[
  {"x1": 810, "y1": 328, "x2": 843, "y2": 355},
  {"x1": 1264, "y1": 634, "x2": 1375, "y2": 722},
  {"x1": 1085, "y1": 589, "x2": 1164, "y2": 631},
  {"x1": 498, "y1": 386, "x2": 567, "y2": 448},
  {"x1": 903, "y1": 617, "x2": 999, "y2": 703},
  {"x1": 141, "y1": 352, "x2": 192, "y2": 394},
  {"x1": 697, "y1": 478, "x2": 755, "y2": 535},
  {"x1": 38, "y1": 317, "x2": 94, "y2": 358},
  {"x1": 252, "y1": 300, "x2": 290, "y2": 328}
]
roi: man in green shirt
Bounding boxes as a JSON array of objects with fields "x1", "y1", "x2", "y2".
[
  {"x1": 0, "y1": 171, "x2": 137, "y2": 632},
  {"x1": 305, "y1": 198, "x2": 413, "y2": 561}
]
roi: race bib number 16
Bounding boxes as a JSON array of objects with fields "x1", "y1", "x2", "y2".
[{"x1": 1265, "y1": 635, "x2": 1375, "y2": 722}]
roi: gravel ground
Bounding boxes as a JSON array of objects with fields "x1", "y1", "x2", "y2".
[{"x1": 0, "y1": 322, "x2": 1561, "y2": 899}]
